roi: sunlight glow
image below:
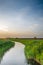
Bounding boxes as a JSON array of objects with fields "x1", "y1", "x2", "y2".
[{"x1": 0, "y1": 25, "x2": 8, "y2": 32}]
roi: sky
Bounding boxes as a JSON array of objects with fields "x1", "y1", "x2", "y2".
[{"x1": 0, "y1": 0, "x2": 43, "y2": 38}]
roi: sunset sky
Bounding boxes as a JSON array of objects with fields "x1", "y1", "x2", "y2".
[{"x1": 0, "y1": 0, "x2": 43, "y2": 38}]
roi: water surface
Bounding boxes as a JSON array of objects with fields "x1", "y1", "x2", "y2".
[{"x1": 0, "y1": 42, "x2": 28, "y2": 65}]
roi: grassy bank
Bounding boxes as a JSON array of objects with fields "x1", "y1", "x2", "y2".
[
  {"x1": 0, "y1": 39, "x2": 15, "y2": 60},
  {"x1": 0, "y1": 38, "x2": 43, "y2": 65},
  {"x1": 24, "y1": 40, "x2": 43, "y2": 65},
  {"x1": 10, "y1": 38, "x2": 43, "y2": 65}
]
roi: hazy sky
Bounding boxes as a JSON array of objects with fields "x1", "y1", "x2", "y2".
[{"x1": 0, "y1": 0, "x2": 43, "y2": 38}]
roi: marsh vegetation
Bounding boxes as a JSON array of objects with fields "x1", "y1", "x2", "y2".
[
  {"x1": 0, "y1": 39, "x2": 15, "y2": 62},
  {"x1": 13, "y1": 38, "x2": 43, "y2": 65},
  {"x1": 0, "y1": 38, "x2": 43, "y2": 65}
]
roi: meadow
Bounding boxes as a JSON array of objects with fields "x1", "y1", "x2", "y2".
[
  {"x1": 10, "y1": 38, "x2": 43, "y2": 65},
  {"x1": 0, "y1": 39, "x2": 15, "y2": 61},
  {"x1": 0, "y1": 38, "x2": 43, "y2": 65}
]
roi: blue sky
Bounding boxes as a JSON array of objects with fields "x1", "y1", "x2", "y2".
[{"x1": 0, "y1": 0, "x2": 43, "y2": 38}]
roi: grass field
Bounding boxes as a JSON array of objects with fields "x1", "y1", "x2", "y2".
[
  {"x1": 0, "y1": 39, "x2": 15, "y2": 61},
  {"x1": 9, "y1": 38, "x2": 43, "y2": 65},
  {"x1": 0, "y1": 38, "x2": 43, "y2": 65}
]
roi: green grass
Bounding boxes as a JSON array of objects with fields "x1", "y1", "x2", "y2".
[
  {"x1": 10, "y1": 38, "x2": 43, "y2": 65},
  {"x1": 0, "y1": 38, "x2": 43, "y2": 65},
  {"x1": 0, "y1": 39, "x2": 15, "y2": 60}
]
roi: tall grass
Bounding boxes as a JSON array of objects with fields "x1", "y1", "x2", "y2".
[
  {"x1": 0, "y1": 39, "x2": 15, "y2": 61},
  {"x1": 12, "y1": 38, "x2": 43, "y2": 65}
]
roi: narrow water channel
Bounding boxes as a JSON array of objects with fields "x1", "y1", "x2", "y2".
[{"x1": 0, "y1": 42, "x2": 28, "y2": 65}]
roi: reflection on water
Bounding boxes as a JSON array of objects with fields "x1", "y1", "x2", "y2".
[{"x1": 0, "y1": 42, "x2": 28, "y2": 65}]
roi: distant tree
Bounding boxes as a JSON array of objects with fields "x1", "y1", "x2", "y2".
[
  {"x1": 34, "y1": 37, "x2": 37, "y2": 39},
  {"x1": 15, "y1": 37, "x2": 18, "y2": 39}
]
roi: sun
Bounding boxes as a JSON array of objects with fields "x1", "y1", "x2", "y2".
[{"x1": 0, "y1": 25, "x2": 8, "y2": 32}]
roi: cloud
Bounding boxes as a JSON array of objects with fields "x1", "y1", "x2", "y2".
[
  {"x1": 0, "y1": 25, "x2": 8, "y2": 32},
  {"x1": 0, "y1": 6, "x2": 43, "y2": 38},
  {"x1": 28, "y1": 24, "x2": 38, "y2": 31}
]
